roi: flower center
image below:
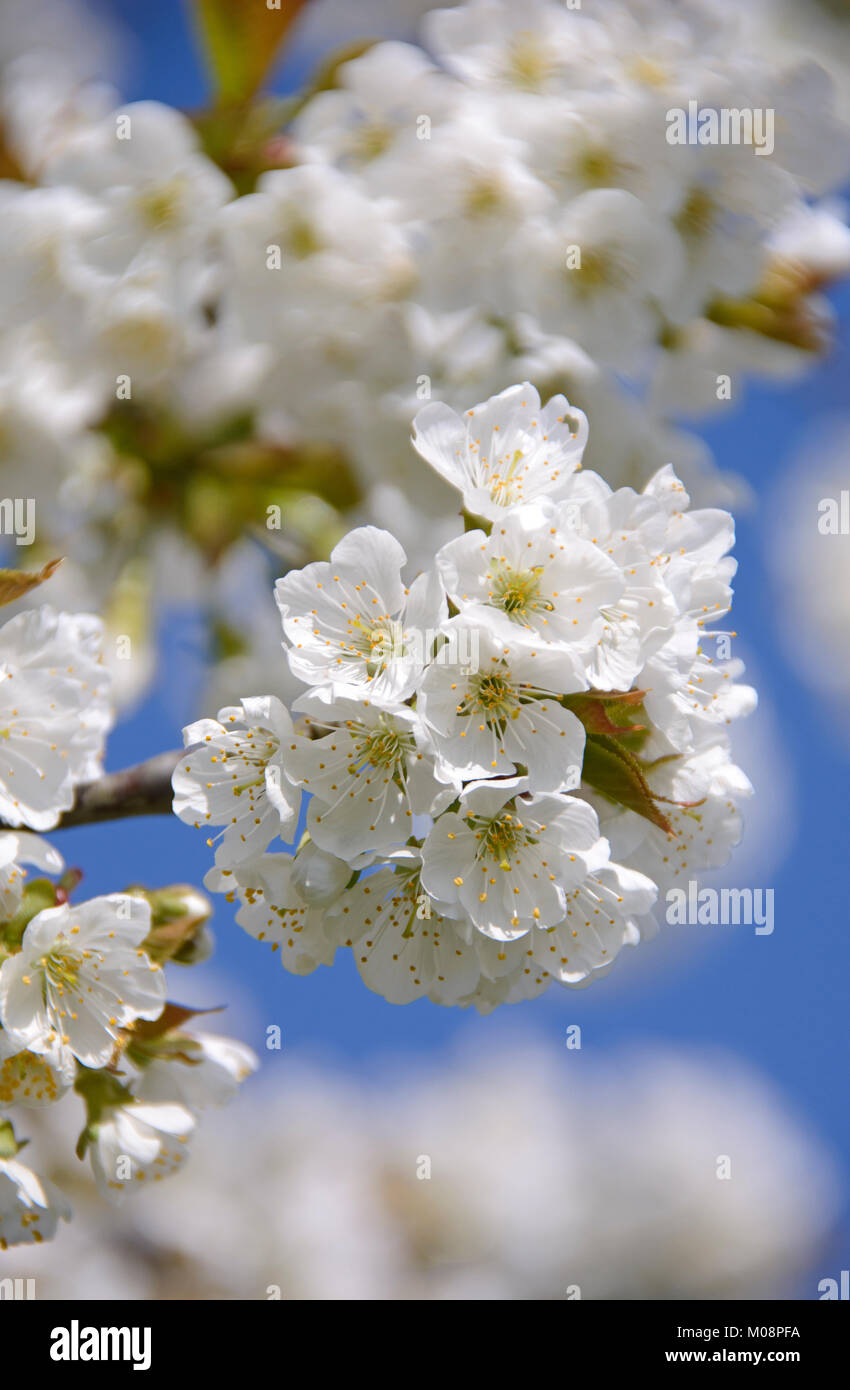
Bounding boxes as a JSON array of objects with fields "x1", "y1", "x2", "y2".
[
  {"x1": 42, "y1": 945, "x2": 84, "y2": 995},
  {"x1": 352, "y1": 718, "x2": 413, "y2": 771},
  {"x1": 676, "y1": 188, "x2": 717, "y2": 242},
  {"x1": 348, "y1": 616, "x2": 409, "y2": 674},
  {"x1": 627, "y1": 55, "x2": 670, "y2": 89},
  {"x1": 462, "y1": 671, "x2": 519, "y2": 725},
  {"x1": 576, "y1": 146, "x2": 620, "y2": 187},
  {"x1": 486, "y1": 449, "x2": 526, "y2": 505},
  {"x1": 0, "y1": 1052, "x2": 60, "y2": 1105},
  {"x1": 225, "y1": 730, "x2": 279, "y2": 795},
  {"x1": 468, "y1": 806, "x2": 533, "y2": 870},
  {"x1": 352, "y1": 121, "x2": 393, "y2": 162},
  {"x1": 137, "y1": 180, "x2": 184, "y2": 230},
  {"x1": 465, "y1": 174, "x2": 508, "y2": 219},
  {"x1": 488, "y1": 558, "x2": 551, "y2": 620},
  {"x1": 283, "y1": 214, "x2": 324, "y2": 259},
  {"x1": 570, "y1": 247, "x2": 628, "y2": 295},
  {"x1": 504, "y1": 32, "x2": 553, "y2": 90}
]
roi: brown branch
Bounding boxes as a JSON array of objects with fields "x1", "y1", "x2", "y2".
[{"x1": 0, "y1": 751, "x2": 183, "y2": 832}]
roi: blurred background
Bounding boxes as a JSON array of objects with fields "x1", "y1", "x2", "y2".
[{"x1": 1, "y1": 0, "x2": 849, "y2": 1298}]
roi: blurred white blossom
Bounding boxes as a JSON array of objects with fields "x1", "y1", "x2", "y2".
[{"x1": 4, "y1": 1041, "x2": 838, "y2": 1298}]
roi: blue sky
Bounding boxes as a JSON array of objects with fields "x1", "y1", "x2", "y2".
[{"x1": 63, "y1": 0, "x2": 850, "y2": 1273}]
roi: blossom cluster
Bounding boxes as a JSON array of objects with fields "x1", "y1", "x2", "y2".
[
  {"x1": 0, "y1": 0, "x2": 848, "y2": 709},
  {"x1": 176, "y1": 383, "x2": 755, "y2": 1010},
  {"x1": 0, "y1": 594, "x2": 255, "y2": 1251}
]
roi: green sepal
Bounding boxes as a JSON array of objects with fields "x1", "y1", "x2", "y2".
[
  {"x1": 462, "y1": 508, "x2": 490, "y2": 535},
  {"x1": 74, "y1": 1068, "x2": 134, "y2": 1160},
  {"x1": 0, "y1": 878, "x2": 61, "y2": 952},
  {"x1": 0, "y1": 1118, "x2": 25, "y2": 1160},
  {"x1": 126, "y1": 1003, "x2": 224, "y2": 1069},
  {"x1": 132, "y1": 885, "x2": 213, "y2": 965}
]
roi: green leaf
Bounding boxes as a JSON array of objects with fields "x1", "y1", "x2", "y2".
[
  {"x1": 706, "y1": 290, "x2": 824, "y2": 353},
  {"x1": 581, "y1": 734, "x2": 674, "y2": 835},
  {"x1": 562, "y1": 690, "x2": 651, "y2": 755},
  {"x1": 0, "y1": 557, "x2": 62, "y2": 608},
  {"x1": 131, "y1": 1002, "x2": 224, "y2": 1044},
  {"x1": 581, "y1": 688, "x2": 648, "y2": 705},
  {"x1": 191, "y1": 0, "x2": 312, "y2": 105},
  {"x1": 562, "y1": 693, "x2": 647, "y2": 738}
]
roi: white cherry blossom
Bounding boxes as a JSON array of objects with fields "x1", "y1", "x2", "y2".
[
  {"x1": 411, "y1": 383, "x2": 589, "y2": 521},
  {"x1": 423, "y1": 0, "x2": 608, "y2": 95},
  {"x1": 287, "y1": 695, "x2": 447, "y2": 860},
  {"x1": 0, "y1": 830, "x2": 64, "y2": 919},
  {"x1": 522, "y1": 189, "x2": 684, "y2": 369},
  {"x1": 526, "y1": 858, "x2": 656, "y2": 985},
  {"x1": 418, "y1": 620, "x2": 586, "y2": 791},
  {"x1": 0, "y1": 1033, "x2": 75, "y2": 1108},
  {"x1": 420, "y1": 778, "x2": 607, "y2": 938},
  {"x1": 134, "y1": 1033, "x2": 258, "y2": 1110},
  {"x1": 0, "y1": 605, "x2": 111, "y2": 830},
  {"x1": 0, "y1": 894, "x2": 164, "y2": 1069},
  {"x1": 42, "y1": 100, "x2": 233, "y2": 273},
  {"x1": 275, "y1": 526, "x2": 446, "y2": 705},
  {"x1": 338, "y1": 853, "x2": 481, "y2": 1006},
  {"x1": 90, "y1": 1099, "x2": 196, "y2": 1200},
  {"x1": 173, "y1": 696, "x2": 301, "y2": 869},
  {"x1": 293, "y1": 41, "x2": 458, "y2": 186},
  {"x1": 435, "y1": 499, "x2": 624, "y2": 654},
  {"x1": 0, "y1": 1155, "x2": 70, "y2": 1249},
  {"x1": 206, "y1": 855, "x2": 344, "y2": 977}
]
